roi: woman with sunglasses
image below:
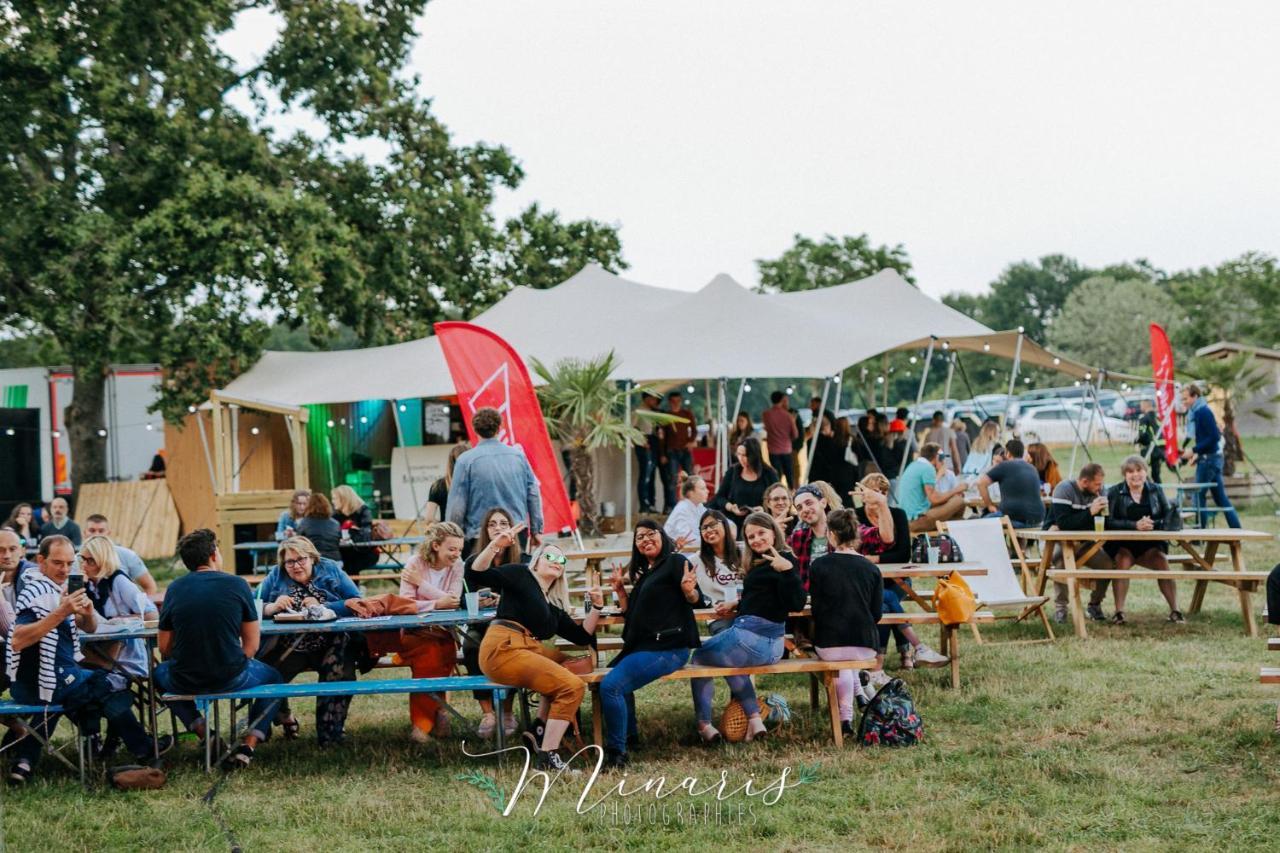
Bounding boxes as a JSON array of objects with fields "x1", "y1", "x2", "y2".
[
  {"x1": 688, "y1": 513, "x2": 805, "y2": 744},
  {"x1": 474, "y1": 542, "x2": 604, "y2": 773},
  {"x1": 462, "y1": 508, "x2": 526, "y2": 739},
  {"x1": 601, "y1": 519, "x2": 705, "y2": 770},
  {"x1": 763, "y1": 482, "x2": 796, "y2": 536},
  {"x1": 690, "y1": 510, "x2": 741, "y2": 635},
  {"x1": 256, "y1": 536, "x2": 362, "y2": 745}
]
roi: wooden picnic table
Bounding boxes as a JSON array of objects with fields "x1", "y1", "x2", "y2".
[{"x1": 1014, "y1": 527, "x2": 1274, "y2": 639}]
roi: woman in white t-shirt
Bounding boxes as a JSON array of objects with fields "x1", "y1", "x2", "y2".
[{"x1": 690, "y1": 510, "x2": 740, "y2": 634}]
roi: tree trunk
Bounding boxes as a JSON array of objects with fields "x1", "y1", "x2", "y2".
[
  {"x1": 1222, "y1": 399, "x2": 1241, "y2": 478},
  {"x1": 67, "y1": 362, "x2": 109, "y2": 506},
  {"x1": 570, "y1": 445, "x2": 598, "y2": 537}
]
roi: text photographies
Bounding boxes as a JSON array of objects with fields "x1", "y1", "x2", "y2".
[{"x1": 461, "y1": 742, "x2": 807, "y2": 821}]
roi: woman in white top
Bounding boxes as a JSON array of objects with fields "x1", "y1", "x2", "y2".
[
  {"x1": 663, "y1": 475, "x2": 708, "y2": 548},
  {"x1": 690, "y1": 510, "x2": 740, "y2": 634},
  {"x1": 369, "y1": 522, "x2": 465, "y2": 742},
  {"x1": 961, "y1": 420, "x2": 1001, "y2": 478},
  {"x1": 79, "y1": 535, "x2": 157, "y2": 679}
]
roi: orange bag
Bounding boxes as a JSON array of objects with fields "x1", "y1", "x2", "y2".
[{"x1": 933, "y1": 570, "x2": 977, "y2": 626}]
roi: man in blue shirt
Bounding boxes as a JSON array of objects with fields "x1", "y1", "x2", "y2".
[
  {"x1": 447, "y1": 407, "x2": 544, "y2": 555},
  {"x1": 900, "y1": 443, "x2": 967, "y2": 534},
  {"x1": 1179, "y1": 384, "x2": 1241, "y2": 529}
]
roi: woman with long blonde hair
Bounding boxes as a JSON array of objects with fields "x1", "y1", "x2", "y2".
[
  {"x1": 961, "y1": 420, "x2": 1001, "y2": 477},
  {"x1": 331, "y1": 484, "x2": 376, "y2": 574},
  {"x1": 80, "y1": 535, "x2": 156, "y2": 679}
]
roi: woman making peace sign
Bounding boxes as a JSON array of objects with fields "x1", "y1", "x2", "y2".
[{"x1": 688, "y1": 512, "x2": 806, "y2": 744}]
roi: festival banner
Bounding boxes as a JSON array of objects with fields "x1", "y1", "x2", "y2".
[
  {"x1": 435, "y1": 322, "x2": 574, "y2": 535},
  {"x1": 1149, "y1": 322, "x2": 1180, "y2": 466}
]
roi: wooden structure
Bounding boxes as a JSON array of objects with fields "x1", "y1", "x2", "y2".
[{"x1": 76, "y1": 480, "x2": 181, "y2": 560}]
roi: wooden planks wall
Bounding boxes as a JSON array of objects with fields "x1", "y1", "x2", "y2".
[{"x1": 77, "y1": 480, "x2": 181, "y2": 559}]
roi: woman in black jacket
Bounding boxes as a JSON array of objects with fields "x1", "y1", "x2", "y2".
[
  {"x1": 807, "y1": 412, "x2": 858, "y2": 499},
  {"x1": 689, "y1": 512, "x2": 806, "y2": 744},
  {"x1": 809, "y1": 508, "x2": 884, "y2": 733},
  {"x1": 1104, "y1": 455, "x2": 1181, "y2": 624},
  {"x1": 602, "y1": 519, "x2": 705, "y2": 769},
  {"x1": 331, "y1": 485, "x2": 377, "y2": 575},
  {"x1": 710, "y1": 436, "x2": 779, "y2": 534}
]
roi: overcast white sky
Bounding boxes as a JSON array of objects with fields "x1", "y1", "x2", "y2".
[{"x1": 229, "y1": 1, "x2": 1280, "y2": 298}]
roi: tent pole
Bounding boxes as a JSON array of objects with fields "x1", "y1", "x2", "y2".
[
  {"x1": 718, "y1": 378, "x2": 729, "y2": 482},
  {"x1": 623, "y1": 381, "x2": 633, "y2": 533},
  {"x1": 881, "y1": 354, "x2": 889, "y2": 409},
  {"x1": 897, "y1": 338, "x2": 937, "y2": 481},
  {"x1": 727, "y1": 377, "x2": 747, "y2": 480},
  {"x1": 194, "y1": 410, "x2": 218, "y2": 495},
  {"x1": 229, "y1": 404, "x2": 241, "y2": 493},
  {"x1": 802, "y1": 377, "x2": 832, "y2": 484},
  {"x1": 941, "y1": 351, "x2": 956, "y2": 415},
  {"x1": 1066, "y1": 374, "x2": 1099, "y2": 475},
  {"x1": 1000, "y1": 331, "x2": 1024, "y2": 432},
  {"x1": 833, "y1": 370, "x2": 844, "y2": 413},
  {"x1": 731, "y1": 378, "x2": 747, "y2": 432},
  {"x1": 391, "y1": 399, "x2": 425, "y2": 534}
]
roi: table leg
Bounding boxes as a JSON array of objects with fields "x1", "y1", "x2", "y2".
[
  {"x1": 949, "y1": 626, "x2": 960, "y2": 689},
  {"x1": 590, "y1": 684, "x2": 603, "y2": 746},
  {"x1": 494, "y1": 690, "x2": 506, "y2": 751},
  {"x1": 1230, "y1": 543, "x2": 1257, "y2": 638},
  {"x1": 146, "y1": 637, "x2": 159, "y2": 761},
  {"x1": 1186, "y1": 541, "x2": 1218, "y2": 615},
  {"x1": 1064, "y1": 540, "x2": 1088, "y2": 639},
  {"x1": 1035, "y1": 544, "x2": 1053, "y2": 597},
  {"x1": 825, "y1": 672, "x2": 842, "y2": 746},
  {"x1": 809, "y1": 673, "x2": 819, "y2": 711}
]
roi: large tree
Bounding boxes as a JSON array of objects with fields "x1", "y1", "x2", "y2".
[
  {"x1": 943, "y1": 254, "x2": 1095, "y2": 342},
  {"x1": 0, "y1": 1, "x2": 624, "y2": 491},
  {"x1": 1047, "y1": 276, "x2": 1184, "y2": 373},
  {"x1": 756, "y1": 232, "x2": 915, "y2": 292},
  {"x1": 1169, "y1": 252, "x2": 1280, "y2": 355}
]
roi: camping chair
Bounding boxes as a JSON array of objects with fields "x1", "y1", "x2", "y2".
[{"x1": 938, "y1": 516, "x2": 1055, "y2": 644}]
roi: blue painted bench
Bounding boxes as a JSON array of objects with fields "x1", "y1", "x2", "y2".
[
  {"x1": 161, "y1": 676, "x2": 510, "y2": 771},
  {"x1": 0, "y1": 702, "x2": 87, "y2": 782}
]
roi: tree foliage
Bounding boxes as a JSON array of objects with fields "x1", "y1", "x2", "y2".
[
  {"x1": 756, "y1": 233, "x2": 915, "y2": 293},
  {"x1": 1047, "y1": 276, "x2": 1183, "y2": 373},
  {"x1": 1169, "y1": 252, "x2": 1280, "y2": 355},
  {"x1": 0, "y1": 1, "x2": 624, "y2": 491},
  {"x1": 1185, "y1": 352, "x2": 1280, "y2": 476}
]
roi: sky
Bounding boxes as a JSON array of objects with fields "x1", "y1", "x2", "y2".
[{"x1": 226, "y1": 0, "x2": 1280, "y2": 298}]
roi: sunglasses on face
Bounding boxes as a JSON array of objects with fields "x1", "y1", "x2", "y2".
[{"x1": 543, "y1": 553, "x2": 568, "y2": 566}]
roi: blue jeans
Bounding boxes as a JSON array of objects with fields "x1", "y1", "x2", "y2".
[
  {"x1": 600, "y1": 648, "x2": 689, "y2": 753},
  {"x1": 690, "y1": 621, "x2": 784, "y2": 722},
  {"x1": 1194, "y1": 453, "x2": 1241, "y2": 529},
  {"x1": 155, "y1": 658, "x2": 284, "y2": 741},
  {"x1": 662, "y1": 449, "x2": 695, "y2": 511},
  {"x1": 7, "y1": 667, "x2": 152, "y2": 769},
  {"x1": 879, "y1": 584, "x2": 909, "y2": 651}
]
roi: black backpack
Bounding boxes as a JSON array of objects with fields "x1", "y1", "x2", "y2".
[{"x1": 857, "y1": 678, "x2": 924, "y2": 747}]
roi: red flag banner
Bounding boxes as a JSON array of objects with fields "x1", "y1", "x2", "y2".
[
  {"x1": 434, "y1": 322, "x2": 574, "y2": 535},
  {"x1": 1149, "y1": 322, "x2": 1180, "y2": 467}
]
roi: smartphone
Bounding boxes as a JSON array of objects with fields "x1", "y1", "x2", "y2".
[{"x1": 66, "y1": 574, "x2": 85, "y2": 595}]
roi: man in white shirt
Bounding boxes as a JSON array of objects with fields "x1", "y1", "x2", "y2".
[
  {"x1": 82, "y1": 514, "x2": 157, "y2": 595},
  {"x1": 663, "y1": 475, "x2": 709, "y2": 548}
]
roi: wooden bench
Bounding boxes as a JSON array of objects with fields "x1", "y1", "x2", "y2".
[
  {"x1": 1047, "y1": 569, "x2": 1268, "y2": 591},
  {"x1": 1268, "y1": 638, "x2": 1280, "y2": 653},
  {"x1": 1260, "y1": 668, "x2": 1280, "y2": 684},
  {"x1": 579, "y1": 659, "x2": 876, "y2": 748},
  {"x1": 161, "y1": 676, "x2": 510, "y2": 771}
]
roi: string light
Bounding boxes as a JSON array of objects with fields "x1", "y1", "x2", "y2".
[
  {"x1": 1052, "y1": 358, "x2": 1060, "y2": 366},
  {"x1": 3, "y1": 429, "x2": 13, "y2": 436},
  {"x1": 398, "y1": 404, "x2": 407, "y2": 412},
  {"x1": 982, "y1": 342, "x2": 991, "y2": 352},
  {"x1": 187, "y1": 405, "x2": 197, "y2": 414},
  {"x1": 1017, "y1": 326, "x2": 1025, "y2": 334},
  {"x1": 909, "y1": 356, "x2": 917, "y2": 365},
  {"x1": 1084, "y1": 372, "x2": 1092, "y2": 380},
  {"x1": 51, "y1": 430, "x2": 60, "y2": 439},
  {"x1": 326, "y1": 420, "x2": 335, "y2": 428},
  {"x1": 250, "y1": 427, "x2": 260, "y2": 436},
  {"x1": 686, "y1": 385, "x2": 695, "y2": 394},
  {"x1": 785, "y1": 386, "x2": 795, "y2": 395},
  {"x1": 339, "y1": 418, "x2": 346, "y2": 426},
  {"x1": 743, "y1": 383, "x2": 752, "y2": 392},
  {"x1": 145, "y1": 424, "x2": 154, "y2": 431},
  {"x1": 359, "y1": 416, "x2": 368, "y2": 424},
  {"x1": 876, "y1": 377, "x2": 885, "y2": 384},
  {"x1": 941, "y1": 341, "x2": 950, "y2": 350},
  {"x1": 96, "y1": 429, "x2": 107, "y2": 437}
]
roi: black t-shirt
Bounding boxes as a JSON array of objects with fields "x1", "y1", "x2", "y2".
[
  {"x1": 429, "y1": 478, "x2": 449, "y2": 516},
  {"x1": 738, "y1": 554, "x2": 807, "y2": 624},
  {"x1": 158, "y1": 570, "x2": 256, "y2": 692},
  {"x1": 986, "y1": 459, "x2": 1045, "y2": 526},
  {"x1": 808, "y1": 552, "x2": 883, "y2": 649},
  {"x1": 484, "y1": 563, "x2": 591, "y2": 645},
  {"x1": 296, "y1": 517, "x2": 343, "y2": 561}
]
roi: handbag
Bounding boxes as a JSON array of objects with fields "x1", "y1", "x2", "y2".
[
  {"x1": 561, "y1": 655, "x2": 595, "y2": 675},
  {"x1": 911, "y1": 533, "x2": 965, "y2": 563},
  {"x1": 933, "y1": 570, "x2": 977, "y2": 625}
]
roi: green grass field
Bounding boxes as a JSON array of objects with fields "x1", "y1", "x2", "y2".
[{"x1": 2, "y1": 440, "x2": 1278, "y2": 852}]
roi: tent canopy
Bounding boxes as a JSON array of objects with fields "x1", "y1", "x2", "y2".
[{"x1": 218, "y1": 263, "x2": 1144, "y2": 406}]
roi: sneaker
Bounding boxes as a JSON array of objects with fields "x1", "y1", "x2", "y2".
[
  {"x1": 502, "y1": 713, "x2": 518, "y2": 738},
  {"x1": 477, "y1": 713, "x2": 497, "y2": 738},
  {"x1": 220, "y1": 744, "x2": 254, "y2": 772},
  {"x1": 1168, "y1": 610, "x2": 1186, "y2": 624},
  {"x1": 867, "y1": 670, "x2": 891, "y2": 690},
  {"x1": 434, "y1": 708, "x2": 451, "y2": 738},
  {"x1": 92, "y1": 732, "x2": 120, "y2": 762},
  {"x1": 898, "y1": 645, "x2": 915, "y2": 671},
  {"x1": 154, "y1": 734, "x2": 175, "y2": 757},
  {"x1": 530, "y1": 720, "x2": 547, "y2": 750},
  {"x1": 1086, "y1": 604, "x2": 1107, "y2": 622},
  {"x1": 696, "y1": 724, "x2": 722, "y2": 745},
  {"x1": 1053, "y1": 607, "x2": 1068, "y2": 624},
  {"x1": 912, "y1": 644, "x2": 949, "y2": 668},
  {"x1": 1110, "y1": 611, "x2": 1126, "y2": 625},
  {"x1": 855, "y1": 693, "x2": 870, "y2": 710},
  {"x1": 409, "y1": 726, "x2": 430, "y2": 744},
  {"x1": 7, "y1": 761, "x2": 32, "y2": 786},
  {"x1": 603, "y1": 747, "x2": 629, "y2": 770},
  {"x1": 840, "y1": 720, "x2": 855, "y2": 738},
  {"x1": 626, "y1": 732, "x2": 642, "y2": 752}
]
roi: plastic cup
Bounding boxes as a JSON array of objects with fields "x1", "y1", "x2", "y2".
[
  {"x1": 723, "y1": 585, "x2": 738, "y2": 605},
  {"x1": 1094, "y1": 516, "x2": 1105, "y2": 533},
  {"x1": 465, "y1": 592, "x2": 480, "y2": 617},
  {"x1": 927, "y1": 546, "x2": 941, "y2": 565}
]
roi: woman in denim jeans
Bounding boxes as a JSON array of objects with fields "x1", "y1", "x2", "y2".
[
  {"x1": 689, "y1": 513, "x2": 806, "y2": 744},
  {"x1": 601, "y1": 520, "x2": 705, "y2": 770}
]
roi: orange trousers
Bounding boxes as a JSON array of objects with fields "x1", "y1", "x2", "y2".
[
  {"x1": 479, "y1": 624, "x2": 584, "y2": 721},
  {"x1": 395, "y1": 630, "x2": 457, "y2": 735}
]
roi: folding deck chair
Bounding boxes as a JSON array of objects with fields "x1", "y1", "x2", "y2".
[{"x1": 939, "y1": 516, "x2": 1055, "y2": 644}]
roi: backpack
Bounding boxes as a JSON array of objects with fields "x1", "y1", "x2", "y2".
[
  {"x1": 910, "y1": 533, "x2": 964, "y2": 563},
  {"x1": 857, "y1": 678, "x2": 924, "y2": 747}
]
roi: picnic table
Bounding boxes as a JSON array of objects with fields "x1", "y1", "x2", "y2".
[
  {"x1": 1014, "y1": 527, "x2": 1274, "y2": 638},
  {"x1": 232, "y1": 536, "x2": 425, "y2": 570}
]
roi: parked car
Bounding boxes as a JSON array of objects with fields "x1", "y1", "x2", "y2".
[{"x1": 1014, "y1": 402, "x2": 1135, "y2": 445}]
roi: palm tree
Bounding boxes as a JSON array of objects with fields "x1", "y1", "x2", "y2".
[
  {"x1": 532, "y1": 351, "x2": 677, "y2": 536},
  {"x1": 1186, "y1": 352, "x2": 1279, "y2": 477}
]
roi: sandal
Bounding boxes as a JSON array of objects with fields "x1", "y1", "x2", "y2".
[
  {"x1": 281, "y1": 716, "x2": 301, "y2": 740},
  {"x1": 1110, "y1": 612, "x2": 1126, "y2": 625}
]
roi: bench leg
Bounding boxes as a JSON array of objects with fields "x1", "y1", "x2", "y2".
[
  {"x1": 948, "y1": 627, "x2": 960, "y2": 690},
  {"x1": 590, "y1": 684, "x2": 604, "y2": 747},
  {"x1": 825, "y1": 672, "x2": 842, "y2": 747},
  {"x1": 493, "y1": 690, "x2": 505, "y2": 751},
  {"x1": 1231, "y1": 544, "x2": 1257, "y2": 638},
  {"x1": 969, "y1": 622, "x2": 984, "y2": 645},
  {"x1": 1189, "y1": 580, "x2": 1208, "y2": 615},
  {"x1": 809, "y1": 673, "x2": 819, "y2": 711},
  {"x1": 1068, "y1": 576, "x2": 1088, "y2": 639}
]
